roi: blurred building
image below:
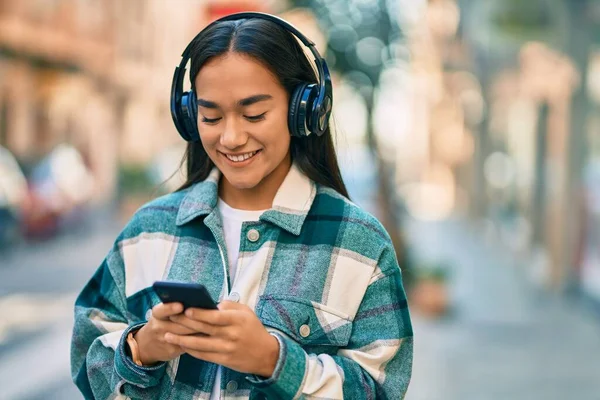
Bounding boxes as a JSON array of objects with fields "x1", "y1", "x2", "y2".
[
  {"x1": 384, "y1": 0, "x2": 600, "y2": 301},
  {"x1": 0, "y1": 0, "x2": 277, "y2": 203},
  {"x1": 0, "y1": 0, "x2": 117, "y2": 201}
]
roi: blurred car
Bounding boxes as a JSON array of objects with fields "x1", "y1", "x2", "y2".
[{"x1": 21, "y1": 144, "x2": 94, "y2": 238}]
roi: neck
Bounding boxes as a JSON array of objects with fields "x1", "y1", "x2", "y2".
[{"x1": 218, "y1": 155, "x2": 292, "y2": 211}]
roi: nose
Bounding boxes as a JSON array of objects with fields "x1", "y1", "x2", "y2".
[{"x1": 220, "y1": 118, "x2": 248, "y2": 149}]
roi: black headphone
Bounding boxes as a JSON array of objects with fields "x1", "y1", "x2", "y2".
[{"x1": 170, "y1": 12, "x2": 333, "y2": 142}]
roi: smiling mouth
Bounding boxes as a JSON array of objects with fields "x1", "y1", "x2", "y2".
[{"x1": 221, "y1": 150, "x2": 261, "y2": 163}]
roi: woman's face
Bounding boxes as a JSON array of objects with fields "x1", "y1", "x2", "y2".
[{"x1": 194, "y1": 52, "x2": 291, "y2": 193}]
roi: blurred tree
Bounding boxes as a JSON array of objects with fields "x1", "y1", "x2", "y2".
[
  {"x1": 289, "y1": 0, "x2": 401, "y2": 146},
  {"x1": 288, "y1": 0, "x2": 409, "y2": 273},
  {"x1": 563, "y1": 0, "x2": 593, "y2": 290},
  {"x1": 462, "y1": 0, "x2": 595, "y2": 290},
  {"x1": 491, "y1": 0, "x2": 557, "y2": 38},
  {"x1": 496, "y1": 0, "x2": 593, "y2": 289}
]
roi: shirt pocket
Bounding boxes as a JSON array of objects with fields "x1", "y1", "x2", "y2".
[{"x1": 255, "y1": 294, "x2": 352, "y2": 348}]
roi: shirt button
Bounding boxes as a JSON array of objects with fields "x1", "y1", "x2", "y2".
[
  {"x1": 226, "y1": 380, "x2": 238, "y2": 392},
  {"x1": 247, "y1": 229, "x2": 260, "y2": 242},
  {"x1": 145, "y1": 309, "x2": 153, "y2": 321},
  {"x1": 229, "y1": 292, "x2": 240, "y2": 303},
  {"x1": 299, "y1": 324, "x2": 311, "y2": 338}
]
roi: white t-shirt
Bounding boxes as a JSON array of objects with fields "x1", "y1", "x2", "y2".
[
  {"x1": 210, "y1": 198, "x2": 267, "y2": 400},
  {"x1": 217, "y1": 198, "x2": 266, "y2": 285}
]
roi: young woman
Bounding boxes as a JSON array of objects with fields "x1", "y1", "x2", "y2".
[{"x1": 71, "y1": 13, "x2": 413, "y2": 400}]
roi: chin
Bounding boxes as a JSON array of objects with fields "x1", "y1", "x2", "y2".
[
  {"x1": 230, "y1": 181, "x2": 260, "y2": 190},
  {"x1": 223, "y1": 173, "x2": 262, "y2": 190}
]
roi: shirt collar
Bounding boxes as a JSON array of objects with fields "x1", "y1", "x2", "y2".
[{"x1": 176, "y1": 163, "x2": 317, "y2": 236}]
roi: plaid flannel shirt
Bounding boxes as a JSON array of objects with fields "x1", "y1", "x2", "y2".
[{"x1": 71, "y1": 164, "x2": 413, "y2": 399}]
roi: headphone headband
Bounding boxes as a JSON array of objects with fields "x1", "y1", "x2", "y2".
[
  {"x1": 171, "y1": 12, "x2": 333, "y2": 141},
  {"x1": 183, "y1": 12, "x2": 316, "y2": 56}
]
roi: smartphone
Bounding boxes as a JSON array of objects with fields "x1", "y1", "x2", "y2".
[{"x1": 152, "y1": 281, "x2": 218, "y2": 310}]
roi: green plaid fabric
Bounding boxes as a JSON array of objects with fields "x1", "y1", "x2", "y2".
[{"x1": 71, "y1": 164, "x2": 413, "y2": 399}]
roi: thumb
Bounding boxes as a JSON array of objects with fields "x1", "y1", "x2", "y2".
[{"x1": 152, "y1": 302, "x2": 183, "y2": 320}]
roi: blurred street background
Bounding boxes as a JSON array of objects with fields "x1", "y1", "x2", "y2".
[{"x1": 1, "y1": 0, "x2": 600, "y2": 399}]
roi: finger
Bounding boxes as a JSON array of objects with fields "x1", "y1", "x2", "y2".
[
  {"x1": 169, "y1": 314, "x2": 218, "y2": 336},
  {"x1": 152, "y1": 302, "x2": 183, "y2": 320},
  {"x1": 164, "y1": 333, "x2": 226, "y2": 353},
  {"x1": 163, "y1": 320, "x2": 197, "y2": 336},
  {"x1": 184, "y1": 308, "x2": 236, "y2": 326}
]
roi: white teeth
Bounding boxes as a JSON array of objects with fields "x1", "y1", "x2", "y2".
[{"x1": 226, "y1": 151, "x2": 258, "y2": 162}]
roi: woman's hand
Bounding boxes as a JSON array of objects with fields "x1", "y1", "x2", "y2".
[
  {"x1": 166, "y1": 301, "x2": 280, "y2": 377},
  {"x1": 134, "y1": 302, "x2": 196, "y2": 365}
]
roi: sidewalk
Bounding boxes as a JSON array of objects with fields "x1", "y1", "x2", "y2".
[
  {"x1": 403, "y1": 218, "x2": 600, "y2": 400},
  {"x1": 0, "y1": 206, "x2": 122, "y2": 295},
  {"x1": 0, "y1": 206, "x2": 122, "y2": 400}
]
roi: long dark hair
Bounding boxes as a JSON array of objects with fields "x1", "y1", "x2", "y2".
[{"x1": 177, "y1": 18, "x2": 349, "y2": 199}]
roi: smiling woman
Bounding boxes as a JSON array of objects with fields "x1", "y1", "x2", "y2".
[
  {"x1": 193, "y1": 52, "x2": 293, "y2": 208},
  {"x1": 71, "y1": 12, "x2": 413, "y2": 400},
  {"x1": 179, "y1": 14, "x2": 346, "y2": 209}
]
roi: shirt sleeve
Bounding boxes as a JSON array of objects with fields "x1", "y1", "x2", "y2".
[
  {"x1": 247, "y1": 244, "x2": 414, "y2": 399},
  {"x1": 70, "y1": 243, "x2": 169, "y2": 399}
]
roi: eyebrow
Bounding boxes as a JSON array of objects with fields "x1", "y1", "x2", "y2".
[{"x1": 197, "y1": 94, "x2": 273, "y2": 109}]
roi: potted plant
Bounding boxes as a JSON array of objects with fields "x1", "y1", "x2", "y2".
[{"x1": 408, "y1": 262, "x2": 451, "y2": 318}]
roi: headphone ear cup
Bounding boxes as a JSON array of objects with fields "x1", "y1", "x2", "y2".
[
  {"x1": 289, "y1": 83, "x2": 318, "y2": 137},
  {"x1": 311, "y1": 94, "x2": 332, "y2": 137},
  {"x1": 180, "y1": 91, "x2": 200, "y2": 142},
  {"x1": 288, "y1": 83, "x2": 307, "y2": 137}
]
